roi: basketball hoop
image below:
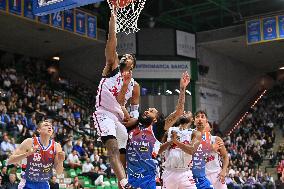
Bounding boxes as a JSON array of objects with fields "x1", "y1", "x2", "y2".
[{"x1": 107, "y1": 0, "x2": 147, "y2": 34}]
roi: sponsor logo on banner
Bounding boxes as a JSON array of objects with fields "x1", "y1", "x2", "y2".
[
  {"x1": 133, "y1": 61, "x2": 191, "y2": 79},
  {"x1": 278, "y1": 15, "x2": 284, "y2": 38},
  {"x1": 51, "y1": 12, "x2": 62, "y2": 28},
  {"x1": 9, "y1": 0, "x2": 21, "y2": 15},
  {"x1": 262, "y1": 17, "x2": 277, "y2": 41},
  {"x1": 176, "y1": 30, "x2": 196, "y2": 58},
  {"x1": 64, "y1": 9, "x2": 74, "y2": 32},
  {"x1": 0, "y1": 0, "x2": 6, "y2": 10},
  {"x1": 87, "y1": 15, "x2": 97, "y2": 38},
  {"x1": 24, "y1": 0, "x2": 35, "y2": 20},
  {"x1": 246, "y1": 20, "x2": 261, "y2": 44},
  {"x1": 75, "y1": 10, "x2": 86, "y2": 35}
]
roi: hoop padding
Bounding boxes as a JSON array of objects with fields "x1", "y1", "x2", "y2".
[{"x1": 107, "y1": 0, "x2": 147, "y2": 34}]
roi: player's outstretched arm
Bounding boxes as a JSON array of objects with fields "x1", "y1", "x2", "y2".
[
  {"x1": 54, "y1": 142, "x2": 65, "y2": 175},
  {"x1": 7, "y1": 138, "x2": 34, "y2": 165},
  {"x1": 103, "y1": 13, "x2": 119, "y2": 76},
  {"x1": 216, "y1": 137, "x2": 229, "y2": 182},
  {"x1": 129, "y1": 82, "x2": 140, "y2": 119},
  {"x1": 173, "y1": 130, "x2": 201, "y2": 155},
  {"x1": 164, "y1": 72, "x2": 190, "y2": 130}
]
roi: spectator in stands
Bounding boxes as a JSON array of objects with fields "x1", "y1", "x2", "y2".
[
  {"x1": 90, "y1": 150, "x2": 100, "y2": 163},
  {"x1": 263, "y1": 172, "x2": 276, "y2": 189},
  {"x1": 0, "y1": 175, "x2": 4, "y2": 189},
  {"x1": 49, "y1": 176, "x2": 59, "y2": 189},
  {"x1": 63, "y1": 138, "x2": 73, "y2": 155},
  {"x1": 234, "y1": 171, "x2": 245, "y2": 186},
  {"x1": 27, "y1": 113, "x2": 37, "y2": 133},
  {"x1": 4, "y1": 173, "x2": 18, "y2": 189},
  {"x1": 3, "y1": 77, "x2": 11, "y2": 90},
  {"x1": 82, "y1": 158, "x2": 94, "y2": 174},
  {"x1": 69, "y1": 176, "x2": 84, "y2": 189},
  {"x1": 58, "y1": 108, "x2": 67, "y2": 119},
  {"x1": 67, "y1": 150, "x2": 82, "y2": 169},
  {"x1": 0, "y1": 135, "x2": 15, "y2": 158},
  {"x1": 72, "y1": 139, "x2": 85, "y2": 158},
  {"x1": 1, "y1": 108, "x2": 10, "y2": 127},
  {"x1": 277, "y1": 162, "x2": 283, "y2": 180},
  {"x1": 0, "y1": 167, "x2": 8, "y2": 185},
  {"x1": 98, "y1": 158, "x2": 107, "y2": 172},
  {"x1": 92, "y1": 166, "x2": 108, "y2": 186},
  {"x1": 226, "y1": 174, "x2": 241, "y2": 189},
  {"x1": 6, "y1": 117, "x2": 18, "y2": 139}
]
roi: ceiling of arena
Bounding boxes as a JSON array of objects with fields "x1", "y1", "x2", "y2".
[
  {"x1": 91, "y1": 0, "x2": 284, "y2": 32},
  {"x1": 0, "y1": 0, "x2": 284, "y2": 72}
]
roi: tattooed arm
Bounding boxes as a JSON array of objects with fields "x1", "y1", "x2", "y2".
[{"x1": 164, "y1": 72, "x2": 190, "y2": 131}]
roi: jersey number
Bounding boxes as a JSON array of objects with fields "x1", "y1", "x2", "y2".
[{"x1": 33, "y1": 153, "x2": 42, "y2": 162}]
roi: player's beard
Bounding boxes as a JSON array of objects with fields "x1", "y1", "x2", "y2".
[{"x1": 138, "y1": 114, "x2": 153, "y2": 127}]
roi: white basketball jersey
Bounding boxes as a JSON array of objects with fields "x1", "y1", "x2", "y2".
[
  {"x1": 163, "y1": 127, "x2": 193, "y2": 169},
  {"x1": 95, "y1": 67, "x2": 134, "y2": 120},
  {"x1": 205, "y1": 136, "x2": 222, "y2": 174}
]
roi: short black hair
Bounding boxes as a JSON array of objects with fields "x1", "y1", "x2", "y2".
[
  {"x1": 195, "y1": 110, "x2": 208, "y2": 118},
  {"x1": 121, "y1": 53, "x2": 136, "y2": 68},
  {"x1": 153, "y1": 112, "x2": 165, "y2": 142},
  {"x1": 208, "y1": 121, "x2": 213, "y2": 128},
  {"x1": 156, "y1": 112, "x2": 165, "y2": 124}
]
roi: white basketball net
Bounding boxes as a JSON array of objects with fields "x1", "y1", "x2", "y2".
[{"x1": 107, "y1": 0, "x2": 147, "y2": 34}]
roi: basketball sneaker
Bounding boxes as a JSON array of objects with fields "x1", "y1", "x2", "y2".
[{"x1": 124, "y1": 183, "x2": 139, "y2": 189}]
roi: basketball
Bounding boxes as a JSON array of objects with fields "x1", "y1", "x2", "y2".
[{"x1": 110, "y1": 0, "x2": 134, "y2": 8}]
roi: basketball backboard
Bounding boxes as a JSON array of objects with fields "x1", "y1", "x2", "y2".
[{"x1": 33, "y1": 0, "x2": 103, "y2": 16}]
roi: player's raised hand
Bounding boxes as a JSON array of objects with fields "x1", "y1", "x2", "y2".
[
  {"x1": 26, "y1": 145, "x2": 39, "y2": 157},
  {"x1": 122, "y1": 71, "x2": 132, "y2": 85},
  {"x1": 180, "y1": 71, "x2": 190, "y2": 89}
]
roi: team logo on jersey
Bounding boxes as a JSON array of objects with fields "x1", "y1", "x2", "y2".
[
  {"x1": 49, "y1": 150, "x2": 53, "y2": 155},
  {"x1": 205, "y1": 155, "x2": 215, "y2": 163},
  {"x1": 109, "y1": 86, "x2": 119, "y2": 96},
  {"x1": 139, "y1": 146, "x2": 148, "y2": 152}
]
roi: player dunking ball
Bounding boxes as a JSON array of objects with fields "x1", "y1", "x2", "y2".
[
  {"x1": 93, "y1": 13, "x2": 137, "y2": 189},
  {"x1": 7, "y1": 119, "x2": 65, "y2": 189}
]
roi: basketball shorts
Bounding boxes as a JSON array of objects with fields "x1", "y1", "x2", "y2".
[
  {"x1": 206, "y1": 172, "x2": 227, "y2": 189},
  {"x1": 193, "y1": 176, "x2": 214, "y2": 189},
  {"x1": 162, "y1": 169, "x2": 197, "y2": 189},
  {"x1": 128, "y1": 172, "x2": 156, "y2": 189},
  {"x1": 93, "y1": 110, "x2": 128, "y2": 149},
  {"x1": 18, "y1": 179, "x2": 50, "y2": 189}
]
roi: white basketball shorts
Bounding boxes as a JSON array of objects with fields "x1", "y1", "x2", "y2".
[
  {"x1": 93, "y1": 110, "x2": 128, "y2": 149},
  {"x1": 162, "y1": 169, "x2": 197, "y2": 189}
]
